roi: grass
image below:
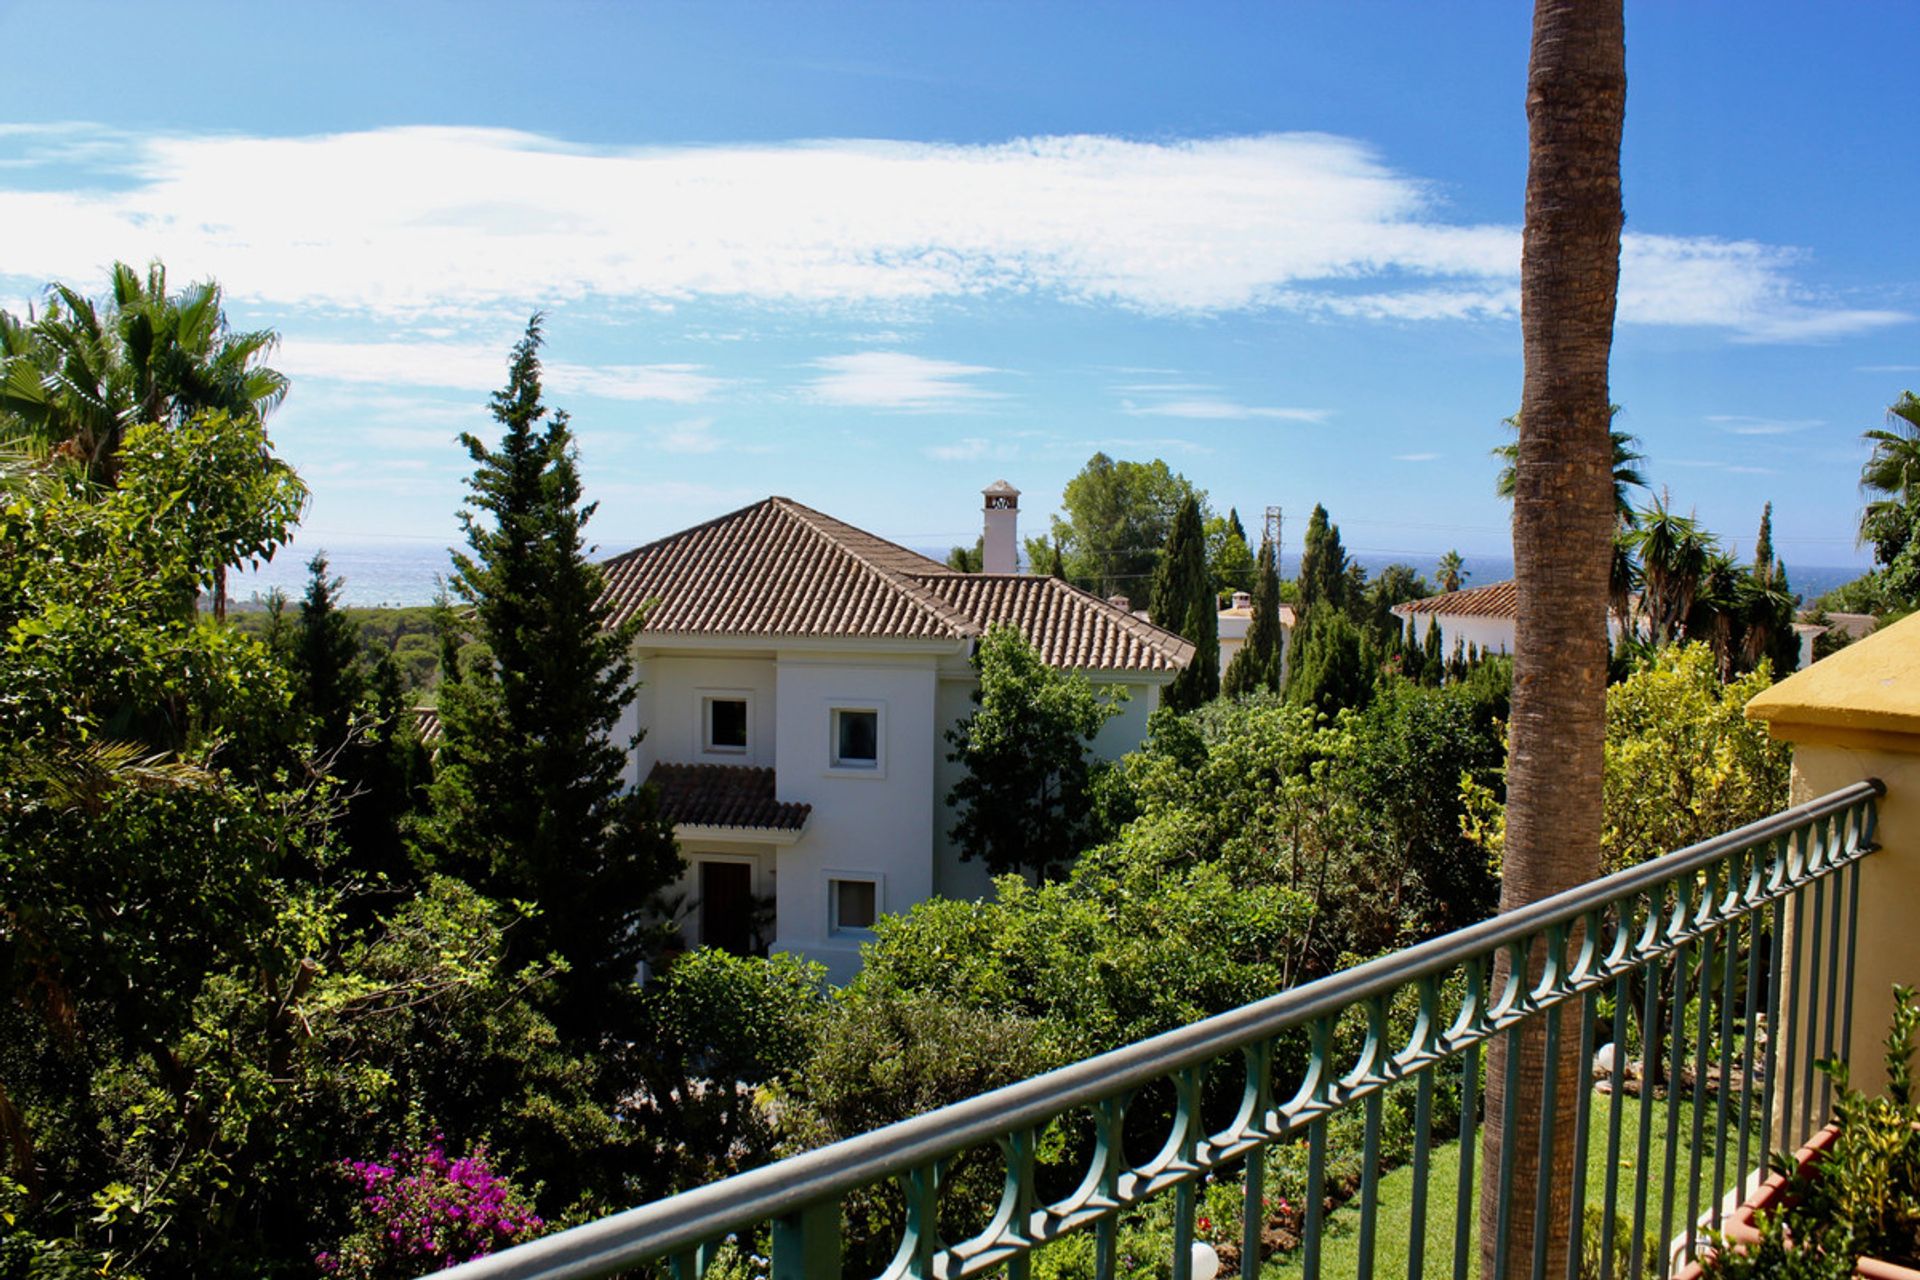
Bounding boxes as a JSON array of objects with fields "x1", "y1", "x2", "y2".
[{"x1": 1260, "y1": 1090, "x2": 1757, "y2": 1279}]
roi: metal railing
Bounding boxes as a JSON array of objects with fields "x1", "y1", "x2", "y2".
[{"x1": 434, "y1": 781, "x2": 1881, "y2": 1280}]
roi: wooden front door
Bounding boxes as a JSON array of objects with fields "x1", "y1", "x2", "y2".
[{"x1": 699, "y1": 861, "x2": 754, "y2": 955}]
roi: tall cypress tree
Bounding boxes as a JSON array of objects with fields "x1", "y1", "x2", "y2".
[
  {"x1": 292, "y1": 553, "x2": 366, "y2": 752},
  {"x1": 1150, "y1": 495, "x2": 1220, "y2": 711},
  {"x1": 422, "y1": 316, "x2": 681, "y2": 1035},
  {"x1": 1222, "y1": 539, "x2": 1284, "y2": 696},
  {"x1": 1753, "y1": 501, "x2": 1776, "y2": 586},
  {"x1": 1296, "y1": 503, "x2": 1349, "y2": 612}
]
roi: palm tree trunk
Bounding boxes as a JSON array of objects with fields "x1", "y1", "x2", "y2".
[{"x1": 1479, "y1": 4, "x2": 1625, "y2": 1280}]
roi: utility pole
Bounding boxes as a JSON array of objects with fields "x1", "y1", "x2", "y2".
[{"x1": 1262, "y1": 506, "x2": 1284, "y2": 562}]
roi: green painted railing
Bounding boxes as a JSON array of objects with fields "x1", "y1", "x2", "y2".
[{"x1": 432, "y1": 781, "x2": 1881, "y2": 1280}]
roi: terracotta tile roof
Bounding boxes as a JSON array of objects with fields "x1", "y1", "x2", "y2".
[
  {"x1": 599, "y1": 497, "x2": 970, "y2": 639},
  {"x1": 413, "y1": 706, "x2": 442, "y2": 743},
  {"x1": 646, "y1": 762, "x2": 812, "y2": 832},
  {"x1": 914, "y1": 573, "x2": 1195, "y2": 672},
  {"x1": 597, "y1": 497, "x2": 1192, "y2": 672},
  {"x1": 1397, "y1": 579, "x2": 1520, "y2": 620}
]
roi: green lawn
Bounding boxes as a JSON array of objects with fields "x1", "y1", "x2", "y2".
[{"x1": 1261, "y1": 1091, "x2": 1756, "y2": 1280}]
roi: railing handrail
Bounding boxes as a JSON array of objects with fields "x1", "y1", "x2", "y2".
[{"x1": 434, "y1": 779, "x2": 1882, "y2": 1279}]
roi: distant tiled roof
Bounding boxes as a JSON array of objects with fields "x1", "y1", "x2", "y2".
[
  {"x1": 646, "y1": 762, "x2": 812, "y2": 832},
  {"x1": 1397, "y1": 579, "x2": 1520, "y2": 620},
  {"x1": 414, "y1": 706, "x2": 442, "y2": 743},
  {"x1": 917, "y1": 573, "x2": 1194, "y2": 672},
  {"x1": 598, "y1": 497, "x2": 1192, "y2": 672}
]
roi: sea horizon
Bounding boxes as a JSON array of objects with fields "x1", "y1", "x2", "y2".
[{"x1": 228, "y1": 537, "x2": 1874, "y2": 613}]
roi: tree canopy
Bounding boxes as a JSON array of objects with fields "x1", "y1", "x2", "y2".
[{"x1": 1028, "y1": 453, "x2": 1205, "y2": 597}]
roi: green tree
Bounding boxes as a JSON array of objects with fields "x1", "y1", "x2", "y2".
[
  {"x1": 1222, "y1": 539, "x2": 1284, "y2": 697},
  {"x1": 420, "y1": 316, "x2": 681, "y2": 1034},
  {"x1": 1150, "y1": 495, "x2": 1221, "y2": 711},
  {"x1": 1296, "y1": 503, "x2": 1349, "y2": 612},
  {"x1": 1858, "y1": 391, "x2": 1920, "y2": 569},
  {"x1": 945, "y1": 537, "x2": 983, "y2": 572},
  {"x1": 1042, "y1": 453, "x2": 1205, "y2": 596},
  {"x1": 1494, "y1": 406, "x2": 1648, "y2": 526},
  {"x1": 1600, "y1": 644, "x2": 1789, "y2": 872},
  {"x1": 1206, "y1": 508, "x2": 1257, "y2": 599},
  {"x1": 1285, "y1": 608, "x2": 1373, "y2": 717},
  {"x1": 945, "y1": 625, "x2": 1122, "y2": 879}
]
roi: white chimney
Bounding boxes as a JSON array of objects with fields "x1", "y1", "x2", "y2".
[
  {"x1": 982, "y1": 480, "x2": 1019, "y2": 573},
  {"x1": 1231, "y1": 591, "x2": 1252, "y2": 610}
]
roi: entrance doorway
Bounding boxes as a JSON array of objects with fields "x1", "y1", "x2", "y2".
[{"x1": 699, "y1": 860, "x2": 755, "y2": 954}]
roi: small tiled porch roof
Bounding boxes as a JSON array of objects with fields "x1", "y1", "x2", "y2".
[{"x1": 645, "y1": 762, "x2": 812, "y2": 833}]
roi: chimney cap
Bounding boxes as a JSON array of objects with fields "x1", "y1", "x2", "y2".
[
  {"x1": 1107, "y1": 594, "x2": 1130, "y2": 611},
  {"x1": 982, "y1": 479, "x2": 1020, "y2": 497},
  {"x1": 1231, "y1": 591, "x2": 1252, "y2": 609}
]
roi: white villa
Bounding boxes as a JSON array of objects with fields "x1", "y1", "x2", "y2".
[{"x1": 598, "y1": 484, "x2": 1194, "y2": 980}]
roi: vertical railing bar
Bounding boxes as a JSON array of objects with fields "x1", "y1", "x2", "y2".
[
  {"x1": 1801, "y1": 874, "x2": 1826, "y2": 1145},
  {"x1": 1531, "y1": 997, "x2": 1563, "y2": 1280},
  {"x1": 1821, "y1": 841, "x2": 1846, "y2": 1122},
  {"x1": 1003, "y1": 1127, "x2": 1036, "y2": 1280},
  {"x1": 1494, "y1": 1018, "x2": 1524, "y2": 1280},
  {"x1": 1760, "y1": 882, "x2": 1786, "y2": 1175},
  {"x1": 1173, "y1": 1178, "x2": 1196, "y2": 1280},
  {"x1": 1629, "y1": 892, "x2": 1662, "y2": 1280},
  {"x1": 1600, "y1": 967, "x2": 1630, "y2": 1280},
  {"x1": 1453, "y1": 1040, "x2": 1482, "y2": 1280},
  {"x1": 1094, "y1": 1096, "x2": 1123, "y2": 1280},
  {"x1": 1779, "y1": 879, "x2": 1804, "y2": 1153},
  {"x1": 1736, "y1": 900, "x2": 1763, "y2": 1220},
  {"x1": 771, "y1": 1198, "x2": 841, "y2": 1280},
  {"x1": 1686, "y1": 913, "x2": 1716, "y2": 1262},
  {"x1": 1304, "y1": 1115, "x2": 1328, "y2": 1280},
  {"x1": 1712, "y1": 857, "x2": 1740, "y2": 1233},
  {"x1": 1660, "y1": 931, "x2": 1690, "y2": 1268},
  {"x1": 1567, "y1": 986, "x2": 1598, "y2": 1280},
  {"x1": 1242, "y1": 1040, "x2": 1273, "y2": 1280},
  {"x1": 1410, "y1": 1064, "x2": 1435, "y2": 1280},
  {"x1": 668, "y1": 1248, "x2": 699, "y2": 1280},
  {"x1": 1358, "y1": 1088, "x2": 1384, "y2": 1280},
  {"x1": 1842, "y1": 853, "x2": 1863, "y2": 1087}
]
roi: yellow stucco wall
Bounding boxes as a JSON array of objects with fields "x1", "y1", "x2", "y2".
[{"x1": 1749, "y1": 611, "x2": 1920, "y2": 1100}]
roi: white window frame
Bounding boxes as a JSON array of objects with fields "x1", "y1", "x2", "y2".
[
  {"x1": 699, "y1": 689, "x2": 753, "y2": 756},
  {"x1": 826, "y1": 871, "x2": 883, "y2": 939},
  {"x1": 827, "y1": 701, "x2": 886, "y2": 777}
]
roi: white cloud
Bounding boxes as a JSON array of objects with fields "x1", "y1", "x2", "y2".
[
  {"x1": 652, "y1": 417, "x2": 723, "y2": 454},
  {"x1": 1860, "y1": 364, "x2": 1920, "y2": 373},
  {"x1": 1394, "y1": 452, "x2": 1441, "y2": 462},
  {"x1": 805, "y1": 351, "x2": 1003, "y2": 410},
  {"x1": 925, "y1": 437, "x2": 995, "y2": 462},
  {"x1": 277, "y1": 337, "x2": 722, "y2": 402},
  {"x1": 0, "y1": 122, "x2": 1900, "y2": 341},
  {"x1": 1121, "y1": 397, "x2": 1327, "y2": 422},
  {"x1": 1707, "y1": 414, "x2": 1822, "y2": 436}
]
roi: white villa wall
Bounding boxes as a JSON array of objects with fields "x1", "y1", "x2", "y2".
[
  {"x1": 634, "y1": 654, "x2": 780, "y2": 769},
  {"x1": 1402, "y1": 612, "x2": 1517, "y2": 655},
  {"x1": 772, "y1": 654, "x2": 941, "y2": 982}
]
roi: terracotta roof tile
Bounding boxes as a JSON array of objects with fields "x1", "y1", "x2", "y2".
[
  {"x1": 1398, "y1": 579, "x2": 1520, "y2": 620},
  {"x1": 915, "y1": 574, "x2": 1195, "y2": 673},
  {"x1": 646, "y1": 762, "x2": 812, "y2": 832},
  {"x1": 597, "y1": 497, "x2": 1193, "y2": 672},
  {"x1": 414, "y1": 706, "x2": 442, "y2": 743}
]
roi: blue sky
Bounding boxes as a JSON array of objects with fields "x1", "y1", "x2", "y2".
[{"x1": 2, "y1": 1, "x2": 1915, "y2": 575}]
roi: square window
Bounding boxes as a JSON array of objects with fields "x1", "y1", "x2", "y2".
[
  {"x1": 705, "y1": 697, "x2": 748, "y2": 751},
  {"x1": 832, "y1": 708, "x2": 879, "y2": 767},
  {"x1": 830, "y1": 878, "x2": 878, "y2": 934}
]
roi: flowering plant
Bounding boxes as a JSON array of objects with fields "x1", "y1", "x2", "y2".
[{"x1": 316, "y1": 1138, "x2": 543, "y2": 1278}]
